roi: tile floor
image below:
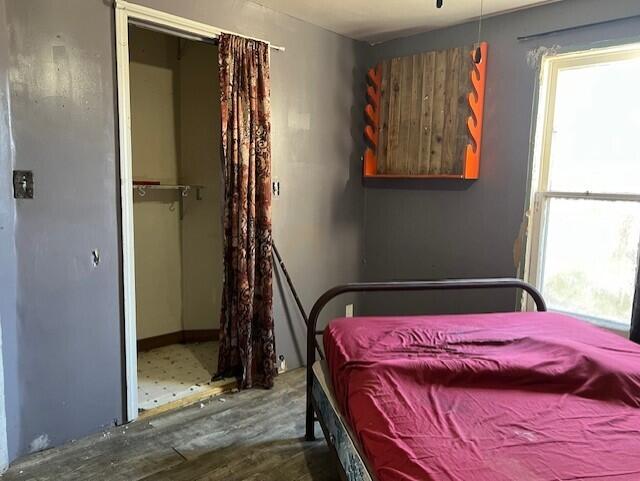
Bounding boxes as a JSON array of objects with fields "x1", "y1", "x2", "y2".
[{"x1": 137, "y1": 341, "x2": 220, "y2": 411}]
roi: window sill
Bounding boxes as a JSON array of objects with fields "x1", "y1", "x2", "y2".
[{"x1": 550, "y1": 309, "x2": 630, "y2": 337}]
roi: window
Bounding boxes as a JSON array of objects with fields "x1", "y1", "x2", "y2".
[{"x1": 526, "y1": 45, "x2": 640, "y2": 330}]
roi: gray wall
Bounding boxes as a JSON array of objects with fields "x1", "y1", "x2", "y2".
[
  {"x1": 360, "y1": 0, "x2": 640, "y2": 317},
  {"x1": 3, "y1": 0, "x2": 365, "y2": 461},
  {"x1": 5, "y1": 0, "x2": 125, "y2": 458},
  {"x1": 0, "y1": 0, "x2": 15, "y2": 467}
]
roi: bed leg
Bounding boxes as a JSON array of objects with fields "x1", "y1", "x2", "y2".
[
  {"x1": 306, "y1": 291, "x2": 320, "y2": 441},
  {"x1": 306, "y1": 365, "x2": 316, "y2": 441},
  {"x1": 305, "y1": 403, "x2": 316, "y2": 441}
]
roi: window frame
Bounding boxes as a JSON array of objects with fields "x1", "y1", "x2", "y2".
[{"x1": 524, "y1": 44, "x2": 640, "y2": 330}]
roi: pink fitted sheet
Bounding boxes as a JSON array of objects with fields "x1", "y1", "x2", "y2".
[{"x1": 324, "y1": 312, "x2": 640, "y2": 481}]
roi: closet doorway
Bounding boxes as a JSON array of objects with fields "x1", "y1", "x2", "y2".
[
  {"x1": 116, "y1": 1, "x2": 280, "y2": 422},
  {"x1": 115, "y1": 2, "x2": 237, "y2": 421},
  {"x1": 127, "y1": 24, "x2": 228, "y2": 416}
]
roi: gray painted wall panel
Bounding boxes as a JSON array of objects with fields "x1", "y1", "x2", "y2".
[
  {"x1": 6, "y1": 0, "x2": 124, "y2": 457},
  {"x1": 0, "y1": 0, "x2": 16, "y2": 465},
  {"x1": 361, "y1": 0, "x2": 640, "y2": 317}
]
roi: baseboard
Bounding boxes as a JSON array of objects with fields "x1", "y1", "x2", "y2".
[
  {"x1": 137, "y1": 332, "x2": 183, "y2": 352},
  {"x1": 183, "y1": 329, "x2": 220, "y2": 343},
  {"x1": 137, "y1": 329, "x2": 219, "y2": 352}
]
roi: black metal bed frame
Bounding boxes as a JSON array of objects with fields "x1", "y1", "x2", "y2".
[{"x1": 305, "y1": 277, "x2": 547, "y2": 442}]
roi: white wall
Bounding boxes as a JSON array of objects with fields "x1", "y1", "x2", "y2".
[
  {"x1": 179, "y1": 40, "x2": 223, "y2": 332},
  {"x1": 130, "y1": 27, "x2": 183, "y2": 339},
  {"x1": 131, "y1": 27, "x2": 222, "y2": 339}
]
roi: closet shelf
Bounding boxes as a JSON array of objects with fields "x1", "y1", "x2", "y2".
[{"x1": 133, "y1": 183, "x2": 205, "y2": 199}]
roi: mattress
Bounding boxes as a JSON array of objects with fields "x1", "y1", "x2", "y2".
[{"x1": 324, "y1": 311, "x2": 640, "y2": 481}]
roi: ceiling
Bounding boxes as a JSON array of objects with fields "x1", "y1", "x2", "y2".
[{"x1": 252, "y1": 0, "x2": 561, "y2": 43}]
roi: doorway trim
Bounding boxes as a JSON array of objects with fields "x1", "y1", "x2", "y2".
[{"x1": 115, "y1": 0, "x2": 283, "y2": 423}]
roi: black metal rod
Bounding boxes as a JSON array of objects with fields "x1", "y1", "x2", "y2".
[
  {"x1": 517, "y1": 14, "x2": 640, "y2": 41},
  {"x1": 272, "y1": 242, "x2": 324, "y2": 359},
  {"x1": 305, "y1": 278, "x2": 546, "y2": 441}
]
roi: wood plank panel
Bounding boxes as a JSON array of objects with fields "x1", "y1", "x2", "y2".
[
  {"x1": 377, "y1": 61, "x2": 390, "y2": 174},
  {"x1": 419, "y1": 51, "x2": 436, "y2": 175},
  {"x1": 385, "y1": 57, "x2": 402, "y2": 174},
  {"x1": 442, "y1": 47, "x2": 461, "y2": 174},
  {"x1": 407, "y1": 54, "x2": 424, "y2": 175},
  {"x1": 374, "y1": 45, "x2": 474, "y2": 177},
  {"x1": 428, "y1": 49, "x2": 447, "y2": 175},
  {"x1": 396, "y1": 55, "x2": 414, "y2": 174}
]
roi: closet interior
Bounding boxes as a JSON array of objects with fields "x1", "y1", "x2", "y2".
[{"x1": 128, "y1": 25, "x2": 226, "y2": 413}]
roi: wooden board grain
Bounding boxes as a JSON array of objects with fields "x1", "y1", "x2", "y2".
[
  {"x1": 407, "y1": 54, "x2": 424, "y2": 175},
  {"x1": 397, "y1": 55, "x2": 414, "y2": 174},
  {"x1": 419, "y1": 51, "x2": 436, "y2": 175},
  {"x1": 376, "y1": 45, "x2": 473, "y2": 177},
  {"x1": 441, "y1": 47, "x2": 461, "y2": 174},
  {"x1": 385, "y1": 57, "x2": 402, "y2": 174},
  {"x1": 377, "y1": 61, "x2": 390, "y2": 174},
  {"x1": 429, "y1": 49, "x2": 447, "y2": 175}
]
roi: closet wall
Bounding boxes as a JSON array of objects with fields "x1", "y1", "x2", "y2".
[
  {"x1": 130, "y1": 27, "x2": 183, "y2": 340},
  {"x1": 179, "y1": 40, "x2": 223, "y2": 333},
  {"x1": 130, "y1": 26, "x2": 222, "y2": 341}
]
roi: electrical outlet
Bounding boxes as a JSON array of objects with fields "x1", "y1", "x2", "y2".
[
  {"x1": 278, "y1": 355, "x2": 286, "y2": 373},
  {"x1": 346, "y1": 304, "x2": 354, "y2": 317}
]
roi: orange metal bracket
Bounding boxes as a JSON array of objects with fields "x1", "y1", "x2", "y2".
[
  {"x1": 464, "y1": 42, "x2": 488, "y2": 180},
  {"x1": 363, "y1": 65, "x2": 381, "y2": 177}
]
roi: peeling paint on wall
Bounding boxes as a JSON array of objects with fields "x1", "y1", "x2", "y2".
[
  {"x1": 526, "y1": 45, "x2": 561, "y2": 69},
  {"x1": 513, "y1": 210, "x2": 530, "y2": 271},
  {"x1": 28, "y1": 434, "x2": 49, "y2": 453}
]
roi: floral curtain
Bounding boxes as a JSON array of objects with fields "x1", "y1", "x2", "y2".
[{"x1": 217, "y1": 34, "x2": 275, "y2": 388}]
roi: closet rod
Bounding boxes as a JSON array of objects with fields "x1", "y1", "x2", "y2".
[{"x1": 117, "y1": 0, "x2": 286, "y2": 52}]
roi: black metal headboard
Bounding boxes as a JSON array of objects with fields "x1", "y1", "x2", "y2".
[{"x1": 305, "y1": 278, "x2": 546, "y2": 441}]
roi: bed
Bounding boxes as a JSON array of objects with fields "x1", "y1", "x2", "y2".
[{"x1": 305, "y1": 278, "x2": 640, "y2": 481}]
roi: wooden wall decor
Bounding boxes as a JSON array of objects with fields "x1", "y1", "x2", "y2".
[{"x1": 364, "y1": 42, "x2": 488, "y2": 179}]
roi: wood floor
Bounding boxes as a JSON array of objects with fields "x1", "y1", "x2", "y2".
[{"x1": 3, "y1": 369, "x2": 338, "y2": 481}]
